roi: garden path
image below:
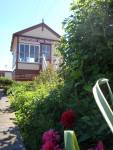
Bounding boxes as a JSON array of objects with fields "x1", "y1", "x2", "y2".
[{"x1": 0, "y1": 89, "x2": 26, "y2": 150}]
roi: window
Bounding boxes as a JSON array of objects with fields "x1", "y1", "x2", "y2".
[
  {"x1": 30, "y1": 45, "x2": 34, "y2": 62},
  {"x1": 41, "y1": 44, "x2": 51, "y2": 60},
  {"x1": 35, "y1": 46, "x2": 39, "y2": 62},
  {"x1": 20, "y1": 44, "x2": 25, "y2": 62},
  {"x1": 25, "y1": 45, "x2": 29, "y2": 62},
  {"x1": 19, "y1": 44, "x2": 40, "y2": 63}
]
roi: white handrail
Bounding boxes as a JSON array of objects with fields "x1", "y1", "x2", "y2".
[
  {"x1": 42, "y1": 54, "x2": 47, "y2": 71},
  {"x1": 93, "y1": 78, "x2": 113, "y2": 133}
]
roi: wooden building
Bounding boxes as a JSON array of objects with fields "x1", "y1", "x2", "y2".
[{"x1": 10, "y1": 22, "x2": 60, "y2": 81}]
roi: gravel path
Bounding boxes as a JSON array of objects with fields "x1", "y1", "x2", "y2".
[{"x1": 0, "y1": 90, "x2": 26, "y2": 150}]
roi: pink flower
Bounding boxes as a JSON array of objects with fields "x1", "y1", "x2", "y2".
[
  {"x1": 96, "y1": 141, "x2": 104, "y2": 150},
  {"x1": 42, "y1": 141, "x2": 61, "y2": 150},
  {"x1": 60, "y1": 109, "x2": 75, "y2": 128},
  {"x1": 88, "y1": 141, "x2": 104, "y2": 150},
  {"x1": 42, "y1": 129, "x2": 60, "y2": 144},
  {"x1": 41, "y1": 130, "x2": 62, "y2": 150}
]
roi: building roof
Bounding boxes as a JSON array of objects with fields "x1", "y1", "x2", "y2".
[
  {"x1": 14, "y1": 23, "x2": 60, "y2": 38},
  {"x1": 10, "y1": 22, "x2": 61, "y2": 51}
]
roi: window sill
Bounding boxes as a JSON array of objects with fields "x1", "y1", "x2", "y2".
[{"x1": 18, "y1": 61, "x2": 40, "y2": 64}]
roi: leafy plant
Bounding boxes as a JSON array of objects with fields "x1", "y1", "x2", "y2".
[
  {"x1": 8, "y1": 68, "x2": 65, "y2": 150},
  {"x1": 58, "y1": 0, "x2": 113, "y2": 149},
  {"x1": 0, "y1": 77, "x2": 13, "y2": 93}
]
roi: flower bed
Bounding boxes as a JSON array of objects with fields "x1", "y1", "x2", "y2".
[{"x1": 8, "y1": 68, "x2": 113, "y2": 150}]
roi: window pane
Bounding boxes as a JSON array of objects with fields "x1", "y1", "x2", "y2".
[
  {"x1": 30, "y1": 45, "x2": 34, "y2": 62},
  {"x1": 20, "y1": 44, "x2": 24, "y2": 62},
  {"x1": 46, "y1": 45, "x2": 51, "y2": 59},
  {"x1": 19, "y1": 44, "x2": 40, "y2": 63},
  {"x1": 25, "y1": 45, "x2": 29, "y2": 62},
  {"x1": 35, "y1": 46, "x2": 39, "y2": 62},
  {"x1": 42, "y1": 44, "x2": 51, "y2": 59},
  {"x1": 30, "y1": 45, "x2": 34, "y2": 58}
]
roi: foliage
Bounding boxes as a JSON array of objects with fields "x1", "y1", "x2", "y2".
[
  {"x1": 0, "y1": 77, "x2": 13, "y2": 93},
  {"x1": 34, "y1": 65, "x2": 59, "y2": 85},
  {"x1": 8, "y1": 68, "x2": 65, "y2": 150},
  {"x1": 0, "y1": 77, "x2": 13, "y2": 85},
  {"x1": 58, "y1": 0, "x2": 113, "y2": 149}
]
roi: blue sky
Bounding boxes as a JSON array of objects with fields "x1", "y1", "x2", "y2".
[{"x1": 0, "y1": 0, "x2": 72, "y2": 70}]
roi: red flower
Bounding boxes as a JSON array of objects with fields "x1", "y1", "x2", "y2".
[{"x1": 60, "y1": 109, "x2": 75, "y2": 128}]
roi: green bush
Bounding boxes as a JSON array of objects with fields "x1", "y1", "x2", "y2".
[
  {"x1": 0, "y1": 77, "x2": 13, "y2": 93},
  {"x1": 8, "y1": 68, "x2": 66, "y2": 150},
  {"x1": 0, "y1": 77, "x2": 13, "y2": 86},
  {"x1": 8, "y1": 67, "x2": 112, "y2": 150},
  {"x1": 58, "y1": 0, "x2": 113, "y2": 149}
]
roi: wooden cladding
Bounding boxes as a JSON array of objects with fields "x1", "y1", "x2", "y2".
[
  {"x1": 19, "y1": 36, "x2": 53, "y2": 44},
  {"x1": 13, "y1": 69, "x2": 39, "y2": 81}
]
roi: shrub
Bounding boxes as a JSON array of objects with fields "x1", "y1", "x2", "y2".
[
  {"x1": 8, "y1": 68, "x2": 66, "y2": 150},
  {"x1": 8, "y1": 67, "x2": 111, "y2": 149},
  {"x1": 0, "y1": 77, "x2": 13, "y2": 86},
  {"x1": 0, "y1": 77, "x2": 13, "y2": 94}
]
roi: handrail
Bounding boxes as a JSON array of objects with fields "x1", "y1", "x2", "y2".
[
  {"x1": 93, "y1": 78, "x2": 113, "y2": 133},
  {"x1": 42, "y1": 54, "x2": 47, "y2": 71},
  {"x1": 64, "y1": 130, "x2": 80, "y2": 150}
]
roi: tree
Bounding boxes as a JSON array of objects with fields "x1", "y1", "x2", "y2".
[
  {"x1": 59, "y1": 0, "x2": 113, "y2": 149},
  {"x1": 60, "y1": 0, "x2": 113, "y2": 82}
]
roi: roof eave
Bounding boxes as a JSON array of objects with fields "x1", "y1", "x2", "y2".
[{"x1": 13, "y1": 23, "x2": 61, "y2": 38}]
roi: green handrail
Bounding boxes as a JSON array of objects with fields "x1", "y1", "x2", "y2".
[{"x1": 93, "y1": 78, "x2": 113, "y2": 133}]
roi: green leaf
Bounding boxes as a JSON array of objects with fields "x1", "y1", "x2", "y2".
[
  {"x1": 64, "y1": 130, "x2": 80, "y2": 150},
  {"x1": 83, "y1": 84, "x2": 92, "y2": 92}
]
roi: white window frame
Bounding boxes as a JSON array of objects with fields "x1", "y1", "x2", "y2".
[{"x1": 18, "y1": 43, "x2": 40, "y2": 63}]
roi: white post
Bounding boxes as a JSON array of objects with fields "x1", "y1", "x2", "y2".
[{"x1": 42, "y1": 54, "x2": 47, "y2": 71}]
